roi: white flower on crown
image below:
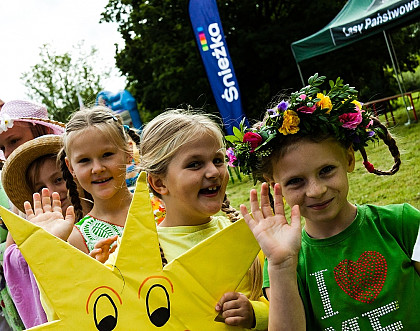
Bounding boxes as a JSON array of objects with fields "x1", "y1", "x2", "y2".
[{"x1": 0, "y1": 114, "x2": 14, "y2": 133}]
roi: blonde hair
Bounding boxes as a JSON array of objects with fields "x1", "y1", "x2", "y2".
[
  {"x1": 63, "y1": 106, "x2": 130, "y2": 158},
  {"x1": 140, "y1": 109, "x2": 224, "y2": 177}
]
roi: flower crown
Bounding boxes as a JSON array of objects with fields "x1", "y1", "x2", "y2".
[{"x1": 226, "y1": 74, "x2": 400, "y2": 179}]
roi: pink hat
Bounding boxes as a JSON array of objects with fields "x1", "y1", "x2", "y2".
[{"x1": 0, "y1": 100, "x2": 65, "y2": 135}]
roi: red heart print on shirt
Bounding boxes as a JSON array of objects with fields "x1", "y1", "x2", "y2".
[{"x1": 334, "y1": 251, "x2": 387, "y2": 303}]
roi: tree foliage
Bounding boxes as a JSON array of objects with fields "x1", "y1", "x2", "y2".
[
  {"x1": 101, "y1": 0, "x2": 420, "y2": 122},
  {"x1": 21, "y1": 42, "x2": 110, "y2": 122}
]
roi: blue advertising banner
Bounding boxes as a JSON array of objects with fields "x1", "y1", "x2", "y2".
[{"x1": 188, "y1": 0, "x2": 248, "y2": 134}]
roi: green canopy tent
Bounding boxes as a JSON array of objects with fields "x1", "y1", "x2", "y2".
[{"x1": 291, "y1": 0, "x2": 420, "y2": 123}]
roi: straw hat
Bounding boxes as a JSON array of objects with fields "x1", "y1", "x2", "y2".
[
  {"x1": 1, "y1": 135, "x2": 63, "y2": 213},
  {"x1": 0, "y1": 100, "x2": 65, "y2": 135}
]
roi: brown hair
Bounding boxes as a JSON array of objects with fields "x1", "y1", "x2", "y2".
[
  {"x1": 140, "y1": 109, "x2": 224, "y2": 196},
  {"x1": 30, "y1": 124, "x2": 54, "y2": 138}
]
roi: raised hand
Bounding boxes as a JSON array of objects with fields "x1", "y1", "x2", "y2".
[
  {"x1": 24, "y1": 188, "x2": 75, "y2": 241},
  {"x1": 240, "y1": 183, "x2": 302, "y2": 268},
  {"x1": 89, "y1": 235, "x2": 119, "y2": 263},
  {"x1": 215, "y1": 292, "x2": 255, "y2": 328}
]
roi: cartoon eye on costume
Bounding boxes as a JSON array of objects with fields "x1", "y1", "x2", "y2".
[
  {"x1": 139, "y1": 276, "x2": 174, "y2": 327},
  {"x1": 87, "y1": 286, "x2": 122, "y2": 331}
]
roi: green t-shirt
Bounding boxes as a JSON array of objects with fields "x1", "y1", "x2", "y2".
[{"x1": 263, "y1": 203, "x2": 420, "y2": 330}]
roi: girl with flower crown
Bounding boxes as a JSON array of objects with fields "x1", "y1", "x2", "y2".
[{"x1": 227, "y1": 74, "x2": 420, "y2": 330}]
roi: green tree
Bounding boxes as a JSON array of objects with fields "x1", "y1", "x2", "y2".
[
  {"x1": 101, "y1": 0, "x2": 214, "y2": 122},
  {"x1": 102, "y1": 0, "x2": 420, "y2": 121},
  {"x1": 21, "y1": 42, "x2": 110, "y2": 122}
]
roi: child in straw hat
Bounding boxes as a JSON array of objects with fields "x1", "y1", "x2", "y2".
[
  {"x1": 1, "y1": 135, "x2": 91, "y2": 328},
  {"x1": 0, "y1": 100, "x2": 64, "y2": 330}
]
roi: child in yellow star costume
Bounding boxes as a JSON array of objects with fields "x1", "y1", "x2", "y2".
[
  {"x1": 0, "y1": 171, "x2": 262, "y2": 330},
  {"x1": 96, "y1": 109, "x2": 269, "y2": 329}
]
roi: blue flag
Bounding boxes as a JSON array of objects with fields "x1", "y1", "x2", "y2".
[{"x1": 188, "y1": 0, "x2": 248, "y2": 134}]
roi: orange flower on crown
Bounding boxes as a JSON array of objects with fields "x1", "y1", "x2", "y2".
[
  {"x1": 279, "y1": 110, "x2": 300, "y2": 135},
  {"x1": 316, "y1": 93, "x2": 332, "y2": 113}
]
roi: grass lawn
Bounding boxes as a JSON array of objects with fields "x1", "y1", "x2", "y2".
[{"x1": 223, "y1": 105, "x2": 420, "y2": 217}]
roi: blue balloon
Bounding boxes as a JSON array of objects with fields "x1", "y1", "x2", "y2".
[{"x1": 96, "y1": 90, "x2": 142, "y2": 130}]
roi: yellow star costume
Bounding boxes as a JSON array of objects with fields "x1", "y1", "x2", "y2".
[{"x1": 0, "y1": 173, "x2": 260, "y2": 330}]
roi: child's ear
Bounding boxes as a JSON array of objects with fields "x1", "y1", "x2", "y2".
[
  {"x1": 148, "y1": 174, "x2": 168, "y2": 196},
  {"x1": 65, "y1": 157, "x2": 75, "y2": 177},
  {"x1": 346, "y1": 146, "x2": 356, "y2": 172}
]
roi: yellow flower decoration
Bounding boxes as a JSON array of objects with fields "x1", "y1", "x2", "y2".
[
  {"x1": 279, "y1": 110, "x2": 300, "y2": 135},
  {"x1": 316, "y1": 93, "x2": 332, "y2": 113},
  {"x1": 351, "y1": 100, "x2": 362, "y2": 110}
]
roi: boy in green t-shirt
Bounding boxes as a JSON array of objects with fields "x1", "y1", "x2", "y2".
[{"x1": 227, "y1": 74, "x2": 420, "y2": 330}]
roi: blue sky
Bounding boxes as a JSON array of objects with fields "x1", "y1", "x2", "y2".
[{"x1": 0, "y1": 0, "x2": 126, "y2": 101}]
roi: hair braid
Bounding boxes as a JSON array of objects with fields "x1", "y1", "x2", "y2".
[
  {"x1": 360, "y1": 117, "x2": 401, "y2": 176},
  {"x1": 58, "y1": 149, "x2": 84, "y2": 222},
  {"x1": 159, "y1": 244, "x2": 168, "y2": 267},
  {"x1": 221, "y1": 195, "x2": 241, "y2": 222}
]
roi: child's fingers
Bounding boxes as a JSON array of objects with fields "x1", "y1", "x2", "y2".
[
  {"x1": 94, "y1": 235, "x2": 118, "y2": 249},
  {"x1": 89, "y1": 248, "x2": 101, "y2": 259},
  {"x1": 249, "y1": 189, "x2": 262, "y2": 219},
  {"x1": 109, "y1": 244, "x2": 117, "y2": 254},
  {"x1": 273, "y1": 183, "x2": 285, "y2": 216},
  {"x1": 32, "y1": 192, "x2": 45, "y2": 216},
  {"x1": 240, "y1": 204, "x2": 259, "y2": 233},
  {"x1": 41, "y1": 188, "x2": 52, "y2": 212},
  {"x1": 260, "y1": 183, "x2": 272, "y2": 218},
  {"x1": 51, "y1": 192, "x2": 62, "y2": 212},
  {"x1": 224, "y1": 316, "x2": 246, "y2": 327},
  {"x1": 65, "y1": 206, "x2": 75, "y2": 225},
  {"x1": 290, "y1": 205, "x2": 302, "y2": 229},
  {"x1": 215, "y1": 292, "x2": 239, "y2": 312},
  {"x1": 24, "y1": 201, "x2": 35, "y2": 219}
]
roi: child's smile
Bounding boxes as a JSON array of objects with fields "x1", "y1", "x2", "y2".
[
  {"x1": 199, "y1": 185, "x2": 222, "y2": 197},
  {"x1": 307, "y1": 197, "x2": 334, "y2": 210},
  {"x1": 154, "y1": 133, "x2": 229, "y2": 227}
]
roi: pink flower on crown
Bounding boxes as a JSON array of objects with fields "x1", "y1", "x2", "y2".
[
  {"x1": 339, "y1": 111, "x2": 363, "y2": 129},
  {"x1": 243, "y1": 132, "x2": 263, "y2": 152},
  {"x1": 297, "y1": 105, "x2": 316, "y2": 114},
  {"x1": 226, "y1": 148, "x2": 237, "y2": 167}
]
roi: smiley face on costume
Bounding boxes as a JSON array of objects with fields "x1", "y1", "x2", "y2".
[
  {"x1": 85, "y1": 277, "x2": 174, "y2": 330},
  {"x1": 0, "y1": 172, "x2": 259, "y2": 330}
]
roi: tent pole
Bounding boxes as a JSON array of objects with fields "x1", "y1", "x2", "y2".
[
  {"x1": 296, "y1": 61, "x2": 305, "y2": 87},
  {"x1": 291, "y1": 45, "x2": 305, "y2": 86},
  {"x1": 383, "y1": 30, "x2": 411, "y2": 125}
]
